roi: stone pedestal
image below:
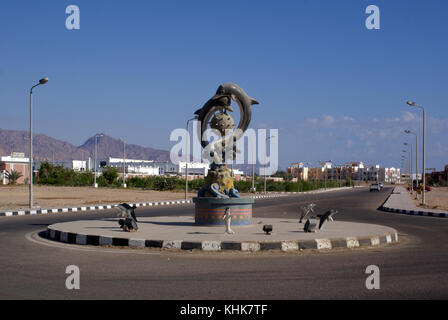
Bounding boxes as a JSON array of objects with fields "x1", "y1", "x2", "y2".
[{"x1": 193, "y1": 197, "x2": 254, "y2": 226}]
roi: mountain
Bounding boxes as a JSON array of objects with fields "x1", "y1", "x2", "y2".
[{"x1": 0, "y1": 129, "x2": 170, "y2": 162}]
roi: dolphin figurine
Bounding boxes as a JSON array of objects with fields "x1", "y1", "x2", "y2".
[{"x1": 194, "y1": 83, "x2": 259, "y2": 162}]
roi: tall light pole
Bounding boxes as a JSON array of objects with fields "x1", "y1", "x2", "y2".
[
  {"x1": 29, "y1": 77, "x2": 48, "y2": 208},
  {"x1": 264, "y1": 135, "x2": 275, "y2": 195},
  {"x1": 407, "y1": 101, "x2": 426, "y2": 205},
  {"x1": 402, "y1": 149, "x2": 410, "y2": 188},
  {"x1": 185, "y1": 117, "x2": 197, "y2": 200},
  {"x1": 403, "y1": 142, "x2": 413, "y2": 194},
  {"x1": 119, "y1": 138, "x2": 126, "y2": 188},
  {"x1": 405, "y1": 130, "x2": 419, "y2": 199},
  {"x1": 319, "y1": 160, "x2": 332, "y2": 189},
  {"x1": 94, "y1": 134, "x2": 103, "y2": 188},
  {"x1": 251, "y1": 147, "x2": 256, "y2": 193}
]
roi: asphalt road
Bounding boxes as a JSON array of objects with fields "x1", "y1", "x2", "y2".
[{"x1": 0, "y1": 187, "x2": 447, "y2": 299}]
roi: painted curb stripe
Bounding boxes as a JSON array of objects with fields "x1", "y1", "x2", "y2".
[{"x1": 44, "y1": 227, "x2": 398, "y2": 252}]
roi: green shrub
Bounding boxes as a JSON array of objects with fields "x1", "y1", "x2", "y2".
[{"x1": 102, "y1": 167, "x2": 118, "y2": 185}]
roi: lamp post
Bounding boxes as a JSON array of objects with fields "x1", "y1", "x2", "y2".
[
  {"x1": 119, "y1": 138, "x2": 126, "y2": 188},
  {"x1": 94, "y1": 134, "x2": 103, "y2": 188},
  {"x1": 264, "y1": 135, "x2": 275, "y2": 195},
  {"x1": 319, "y1": 160, "x2": 332, "y2": 190},
  {"x1": 406, "y1": 101, "x2": 426, "y2": 205},
  {"x1": 403, "y1": 142, "x2": 413, "y2": 194},
  {"x1": 405, "y1": 130, "x2": 419, "y2": 199},
  {"x1": 402, "y1": 149, "x2": 411, "y2": 189},
  {"x1": 251, "y1": 147, "x2": 256, "y2": 193},
  {"x1": 185, "y1": 117, "x2": 197, "y2": 200},
  {"x1": 29, "y1": 77, "x2": 48, "y2": 208}
]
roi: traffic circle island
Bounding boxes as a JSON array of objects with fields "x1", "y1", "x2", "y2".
[{"x1": 45, "y1": 216, "x2": 399, "y2": 253}]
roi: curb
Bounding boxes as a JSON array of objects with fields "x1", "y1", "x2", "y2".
[
  {"x1": 380, "y1": 205, "x2": 448, "y2": 218},
  {"x1": 379, "y1": 188, "x2": 448, "y2": 219},
  {"x1": 0, "y1": 187, "x2": 358, "y2": 218},
  {"x1": 45, "y1": 227, "x2": 399, "y2": 252}
]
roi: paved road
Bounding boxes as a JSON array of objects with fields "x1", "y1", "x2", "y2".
[{"x1": 0, "y1": 187, "x2": 447, "y2": 299}]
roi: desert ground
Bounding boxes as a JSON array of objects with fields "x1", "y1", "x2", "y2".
[
  {"x1": 413, "y1": 186, "x2": 448, "y2": 211},
  {"x1": 0, "y1": 185, "x2": 197, "y2": 211}
]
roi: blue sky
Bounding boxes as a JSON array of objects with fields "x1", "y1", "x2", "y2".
[{"x1": 1, "y1": 0, "x2": 447, "y2": 171}]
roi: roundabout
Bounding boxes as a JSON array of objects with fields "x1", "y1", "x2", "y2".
[{"x1": 45, "y1": 216, "x2": 399, "y2": 252}]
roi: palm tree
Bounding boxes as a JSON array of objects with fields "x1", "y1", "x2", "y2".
[{"x1": 6, "y1": 169, "x2": 23, "y2": 185}]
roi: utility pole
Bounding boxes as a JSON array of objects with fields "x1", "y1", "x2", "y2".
[{"x1": 29, "y1": 78, "x2": 48, "y2": 208}]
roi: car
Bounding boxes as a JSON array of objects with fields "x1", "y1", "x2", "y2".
[
  {"x1": 370, "y1": 183, "x2": 381, "y2": 192},
  {"x1": 379, "y1": 183, "x2": 384, "y2": 189}
]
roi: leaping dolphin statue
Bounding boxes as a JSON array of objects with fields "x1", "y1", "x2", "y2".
[{"x1": 194, "y1": 83, "x2": 259, "y2": 163}]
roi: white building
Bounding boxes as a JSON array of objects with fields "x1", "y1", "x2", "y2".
[
  {"x1": 176, "y1": 162, "x2": 209, "y2": 176},
  {"x1": 384, "y1": 167, "x2": 401, "y2": 183},
  {"x1": 100, "y1": 157, "x2": 163, "y2": 176}
]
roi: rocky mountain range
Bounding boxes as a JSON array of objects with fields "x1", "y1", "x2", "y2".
[{"x1": 0, "y1": 129, "x2": 170, "y2": 162}]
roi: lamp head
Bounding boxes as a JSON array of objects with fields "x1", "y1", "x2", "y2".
[
  {"x1": 406, "y1": 101, "x2": 415, "y2": 106},
  {"x1": 39, "y1": 78, "x2": 49, "y2": 85}
]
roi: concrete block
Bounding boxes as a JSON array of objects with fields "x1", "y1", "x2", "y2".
[
  {"x1": 281, "y1": 241, "x2": 299, "y2": 251},
  {"x1": 241, "y1": 242, "x2": 260, "y2": 252},
  {"x1": 346, "y1": 237, "x2": 360, "y2": 248},
  {"x1": 129, "y1": 239, "x2": 145, "y2": 247},
  {"x1": 370, "y1": 236, "x2": 380, "y2": 246},
  {"x1": 316, "y1": 239, "x2": 332, "y2": 250},
  {"x1": 76, "y1": 234, "x2": 87, "y2": 245},
  {"x1": 202, "y1": 241, "x2": 221, "y2": 251},
  {"x1": 163, "y1": 240, "x2": 182, "y2": 249},
  {"x1": 99, "y1": 236, "x2": 113, "y2": 245}
]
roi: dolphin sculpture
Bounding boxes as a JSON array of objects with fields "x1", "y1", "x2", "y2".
[{"x1": 194, "y1": 83, "x2": 259, "y2": 163}]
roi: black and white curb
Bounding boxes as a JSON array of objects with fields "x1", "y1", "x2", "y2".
[
  {"x1": 1, "y1": 187, "x2": 358, "y2": 218},
  {"x1": 45, "y1": 227, "x2": 398, "y2": 252},
  {"x1": 0, "y1": 200, "x2": 192, "y2": 217},
  {"x1": 380, "y1": 205, "x2": 448, "y2": 218}
]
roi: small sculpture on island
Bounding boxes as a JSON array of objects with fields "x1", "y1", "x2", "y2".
[
  {"x1": 117, "y1": 203, "x2": 138, "y2": 232},
  {"x1": 299, "y1": 203, "x2": 316, "y2": 223},
  {"x1": 223, "y1": 207, "x2": 234, "y2": 234},
  {"x1": 193, "y1": 83, "x2": 258, "y2": 226},
  {"x1": 303, "y1": 208, "x2": 338, "y2": 233}
]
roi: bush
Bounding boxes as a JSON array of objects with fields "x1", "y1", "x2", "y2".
[
  {"x1": 102, "y1": 167, "x2": 119, "y2": 185},
  {"x1": 38, "y1": 161, "x2": 94, "y2": 186},
  {"x1": 6, "y1": 169, "x2": 23, "y2": 185}
]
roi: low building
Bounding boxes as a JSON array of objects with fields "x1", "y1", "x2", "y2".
[
  {"x1": 287, "y1": 163, "x2": 309, "y2": 181},
  {"x1": 428, "y1": 165, "x2": 448, "y2": 185},
  {"x1": 0, "y1": 153, "x2": 30, "y2": 184}
]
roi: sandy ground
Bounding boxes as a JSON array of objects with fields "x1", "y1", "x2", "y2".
[
  {"x1": 413, "y1": 187, "x2": 448, "y2": 211},
  {"x1": 0, "y1": 185, "x2": 198, "y2": 211}
]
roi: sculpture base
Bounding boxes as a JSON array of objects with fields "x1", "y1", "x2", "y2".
[{"x1": 193, "y1": 197, "x2": 254, "y2": 226}]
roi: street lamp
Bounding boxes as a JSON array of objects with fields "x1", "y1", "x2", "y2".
[
  {"x1": 403, "y1": 142, "x2": 413, "y2": 194},
  {"x1": 29, "y1": 77, "x2": 48, "y2": 208},
  {"x1": 185, "y1": 116, "x2": 197, "y2": 200},
  {"x1": 119, "y1": 138, "x2": 126, "y2": 188},
  {"x1": 264, "y1": 135, "x2": 276, "y2": 195},
  {"x1": 94, "y1": 134, "x2": 103, "y2": 188},
  {"x1": 250, "y1": 147, "x2": 256, "y2": 193},
  {"x1": 407, "y1": 101, "x2": 426, "y2": 205},
  {"x1": 319, "y1": 160, "x2": 332, "y2": 189},
  {"x1": 405, "y1": 129, "x2": 419, "y2": 199}
]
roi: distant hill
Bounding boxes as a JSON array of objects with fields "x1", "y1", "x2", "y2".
[{"x1": 0, "y1": 129, "x2": 170, "y2": 162}]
